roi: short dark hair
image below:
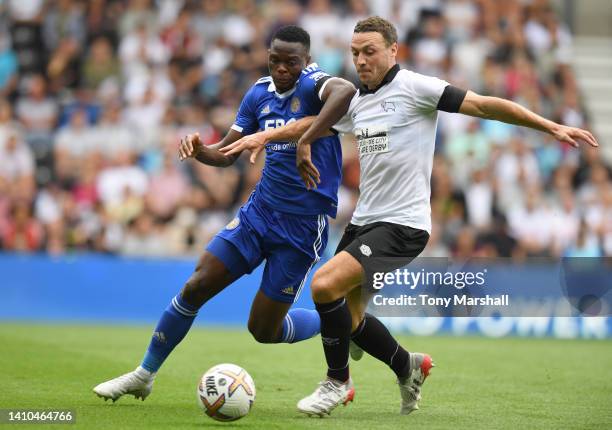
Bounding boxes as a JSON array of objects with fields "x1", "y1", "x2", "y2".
[
  {"x1": 271, "y1": 25, "x2": 310, "y2": 51},
  {"x1": 354, "y1": 16, "x2": 398, "y2": 46}
]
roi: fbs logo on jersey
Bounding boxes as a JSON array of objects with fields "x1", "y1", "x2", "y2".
[
  {"x1": 290, "y1": 96, "x2": 300, "y2": 113},
  {"x1": 226, "y1": 218, "x2": 240, "y2": 230},
  {"x1": 281, "y1": 286, "x2": 295, "y2": 296},
  {"x1": 359, "y1": 244, "x2": 372, "y2": 257},
  {"x1": 261, "y1": 104, "x2": 270, "y2": 114}
]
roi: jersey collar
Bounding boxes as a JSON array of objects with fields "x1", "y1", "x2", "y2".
[
  {"x1": 358, "y1": 64, "x2": 400, "y2": 96},
  {"x1": 267, "y1": 81, "x2": 297, "y2": 99}
]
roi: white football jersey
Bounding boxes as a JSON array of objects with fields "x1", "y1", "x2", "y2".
[{"x1": 334, "y1": 65, "x2": 449, "y2": 234}]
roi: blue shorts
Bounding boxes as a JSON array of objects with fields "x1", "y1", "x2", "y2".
[{"x1": 206, "y1": 194, "x2": 328, "y2": 303}]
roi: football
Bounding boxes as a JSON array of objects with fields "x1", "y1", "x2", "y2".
[{"x1": 197, "y1": 363, "x2": 256, "y2": 421}]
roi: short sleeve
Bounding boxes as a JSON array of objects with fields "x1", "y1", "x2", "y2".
[
  {"x1": 302, "y1": 69, "x2": 332, "y2": 109},
  {"x1": 408, "y1": 72, "x2": 449, "y2": 113},
  {"x1": 313, "y1": 74, "x2": 333, "y2": 101},
  {"x1": 231, "y1": 87, "x2": 259, "y2": 135},
  {"x1": 436, "y1": 85, "x2": 467, "y2": 113}
]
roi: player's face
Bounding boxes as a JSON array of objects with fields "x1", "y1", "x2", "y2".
[
  {"x1": 351, "y1": 32, "x2": 397, "y2": 89},
  {"x1": 268, "y1": 39, "x2": 310, "y2": 93}
]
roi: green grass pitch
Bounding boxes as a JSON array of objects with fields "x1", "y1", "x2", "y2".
[{"x1": 1, "y1": 323, "x2": 610, "y2": 429}]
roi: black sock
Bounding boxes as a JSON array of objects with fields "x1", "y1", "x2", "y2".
[
  {"x1": 315, "y1": 298, "x2": 351, "y2": 382},
  {"x1": 351, "y1": 313, "x2": 410, "y2": 379}
]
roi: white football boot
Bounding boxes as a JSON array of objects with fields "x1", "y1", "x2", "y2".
[
  {"x1": 93, "y1": 366, "x2": 156, "y2": 402},
  {"x1": 349, "y1": 341, "x2": 364, "y2": 361},
  {"x1": 297, "y1": 378, "x2": 355, "y2": 417},
  {"x1": 398, "y1": 352, "x2": 434, "y2": 414}
]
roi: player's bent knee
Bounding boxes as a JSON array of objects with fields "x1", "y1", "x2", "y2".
[
  {"x1": 311, "y1": 272, "x2": 340, "y2": 303},
  {"x1": 310, "y1": 272, "x2": 326, "y2": 299},
  {"x1": 247, "y1": 320, "x2": 280, "y2": 344}
]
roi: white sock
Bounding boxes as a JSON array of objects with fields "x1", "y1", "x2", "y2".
[{"x1": 135, "y1": 366, "x2": 156, "y2": 379}]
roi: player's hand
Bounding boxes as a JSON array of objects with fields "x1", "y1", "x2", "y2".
[
  {"x1": 551, "y1": 125, "x2": 598, "y2": 148},
  {"x1": 296, "y1": 139, "x2": 320, "y2": 190},
  {"x1": 220, "y1": 132, "x2": 268, "y2": 164},
  {"x1": 178, "y1": 132, "x2": 204, "y2": 161}
]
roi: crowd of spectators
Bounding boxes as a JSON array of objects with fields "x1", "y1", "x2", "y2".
[{"x1": 0, "y1": 0, "x2": 609, "y2": 259}]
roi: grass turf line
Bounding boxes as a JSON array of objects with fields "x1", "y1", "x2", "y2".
[{"x1": 0, "y1": 323, "x2": 610, "y2": 429}]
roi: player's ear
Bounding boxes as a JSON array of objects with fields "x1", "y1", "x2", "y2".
[
  {"x1": 389, "y1": 42, "x2": 398, "y2": 57},
  {"x1": 306, "y1": 54, "x2": 312, "y2": 66}
]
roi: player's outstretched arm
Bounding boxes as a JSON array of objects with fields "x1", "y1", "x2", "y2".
[
  {"x1": 221, "y1": 78, "x2": 356, "y2": 171},
  {"x1": 220, "y1": 116, "x2": 317, "y2": 163},
  {"x1": 178, "y1": 129, "x2": 244, "y2": 167},
  {"x1": 458, "y1": 90, "x2": 599, "y2": 148}
]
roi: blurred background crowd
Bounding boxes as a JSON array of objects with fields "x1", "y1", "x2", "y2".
[{"x1": 0, "y1": 0, "x2": 610, "y2": 259}]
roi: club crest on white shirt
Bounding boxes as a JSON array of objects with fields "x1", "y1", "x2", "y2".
[{"x1": 381, "y1": 100, "x2": 396, "y2": 112}]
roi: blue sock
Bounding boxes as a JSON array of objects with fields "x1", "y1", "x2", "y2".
[
  {"x1": 141, "y1": 294, "x2": 198, "y2": 372},
  {"x1": 280, "y1": 308, "x2": 320, "y2": 343}
]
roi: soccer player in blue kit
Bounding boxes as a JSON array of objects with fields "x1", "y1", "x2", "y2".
[{"x1": 93, "y1": 25, "x2": 356, "y2": 402}]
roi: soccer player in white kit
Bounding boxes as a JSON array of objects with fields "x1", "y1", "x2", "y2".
[{"x1": 223, "y1": 16, "x2": 599, "y2": 417}]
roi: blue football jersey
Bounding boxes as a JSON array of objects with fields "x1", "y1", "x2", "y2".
[{"x1": 231, "y1": 63, "x2": 342, "y2": 218}]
